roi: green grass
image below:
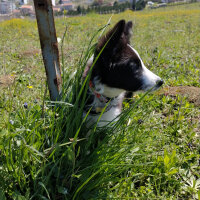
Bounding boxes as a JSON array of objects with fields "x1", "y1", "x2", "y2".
[{"x1": 0, "y1": 3, "x2": 200, "y2": 199}]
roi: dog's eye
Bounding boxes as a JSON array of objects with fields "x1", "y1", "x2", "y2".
[{"x1": 130, "y1": 62, "x2": 140, "y2": 70}]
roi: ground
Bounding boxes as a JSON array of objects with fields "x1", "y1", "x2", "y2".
[
  {"x1": 159, "y1": 86, "x2": 200, "y2": 106},
  {"x1": 0, "y1": 3, "x2": 200, "y2": 199}
]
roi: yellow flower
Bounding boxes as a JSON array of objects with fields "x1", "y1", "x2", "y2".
[
  {"x1": 133, "y1": 94, "x2": 139, "y2": 99},
  {"x1": 27, "y1": 86, "x2": 33, "y2": 89}
]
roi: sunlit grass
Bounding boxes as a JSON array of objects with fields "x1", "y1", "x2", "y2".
[{"x1": 0, "y1": 3, "x2": 200, "y2": 199}]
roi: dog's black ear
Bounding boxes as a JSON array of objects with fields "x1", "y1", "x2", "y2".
[
  {"x1": 96, "y1": 20, "x2": 126, "y2": 54},
  {"x1": 124, "y1": 21, "x2": 133, "y2": 43}
]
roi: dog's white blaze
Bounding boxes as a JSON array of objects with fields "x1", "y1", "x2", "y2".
[
  {"x1": 141, "y1": 64, "x2": 161, "y2": 90},
  {"x1": 128, "y1": 44, "x2": 161, "y2": 90}
]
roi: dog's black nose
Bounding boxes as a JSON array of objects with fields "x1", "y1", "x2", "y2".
[{"x1": 156, "y1": 80, "x2": 164, "y2": 87}]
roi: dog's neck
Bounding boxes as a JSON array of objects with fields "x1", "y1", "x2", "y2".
[{"x1": 84, "y1": 80, "x2": 125, "y2": 115}]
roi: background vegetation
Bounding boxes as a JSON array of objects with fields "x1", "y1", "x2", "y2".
[
  {"x1": 66, "y1": 1, "x2": 132, "y2": 16},
  {"x1": 0, "y1": 3, "x2": 199, "y2": 199}
]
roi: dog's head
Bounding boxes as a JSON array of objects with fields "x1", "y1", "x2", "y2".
[{"x1": 89, "y1": 20, "x2": 163, "y2": 97}]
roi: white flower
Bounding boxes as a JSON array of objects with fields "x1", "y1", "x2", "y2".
[{"x1": 57, "y1": 37, "x2": 61, "y2": 43}]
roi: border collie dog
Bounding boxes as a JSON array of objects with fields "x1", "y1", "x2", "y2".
[{"x1": 83, "y1": 20, "x2": 163, "y2": 127}]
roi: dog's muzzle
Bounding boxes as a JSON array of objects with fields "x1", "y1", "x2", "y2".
[{"x1": 156, "y1": 79, "x2": 164, "y2": 87}]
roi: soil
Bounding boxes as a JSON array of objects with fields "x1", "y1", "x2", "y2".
[
  {"x1": 158, "y1": 86, "x2": 200, "y2": 106},
  {"x1": 20, "y1": 49, "x2": 40, "y2": 57},
  {"x1": 0, "y1": 75, "x2": 15, "y2": 88}
]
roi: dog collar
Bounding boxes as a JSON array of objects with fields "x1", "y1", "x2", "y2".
[
  {"x1": 85, "y1": 80, "x2": 119, "y2": 114},
  {"x1": 89, "y1": 80, "x2": 110, "y2": 103}
]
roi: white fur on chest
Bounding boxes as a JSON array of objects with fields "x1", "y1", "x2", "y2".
[{"x1": 83, "y1": 106, "x2": 121, "y2": 128}]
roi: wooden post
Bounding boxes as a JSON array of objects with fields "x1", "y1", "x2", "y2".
[{"x1": 33, "y1": 0, "x2": 62, "y2": 101}]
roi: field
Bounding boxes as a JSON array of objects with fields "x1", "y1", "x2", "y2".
[{"x1": 0, "y1": 3, "x2": 200, "y2": 199}]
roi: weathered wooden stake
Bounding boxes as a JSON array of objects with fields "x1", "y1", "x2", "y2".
[{"x1": 33, "y1": 0, "x2": 62, "y2": 101}]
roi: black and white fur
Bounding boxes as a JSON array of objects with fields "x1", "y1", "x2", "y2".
[{"x1": 83, "y1": 20, "x2": 163, "y2": 127}]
